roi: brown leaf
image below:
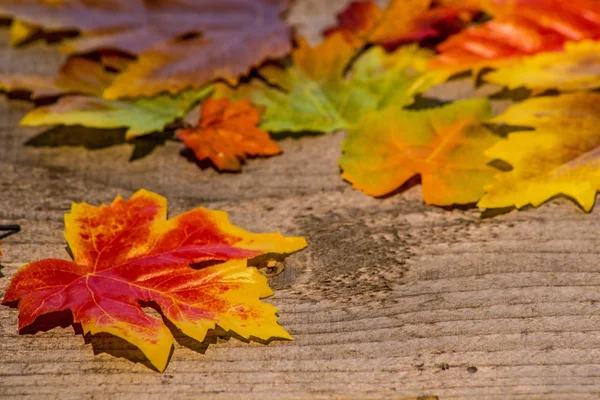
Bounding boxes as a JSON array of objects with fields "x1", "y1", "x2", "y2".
[
  {"x1": 0, "y1": 57, "x2": 113, "y2": 99},
  {"x1": 177, "y1": 98, "x2": 281, "y2": 171},
  {"x1": 0, "y1": 0, "x2": 292, "y2": 98}
]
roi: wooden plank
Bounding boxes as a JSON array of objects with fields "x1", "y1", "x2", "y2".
[{"x1": 1, "y1": 1, "x2": 600, "y2": 399}]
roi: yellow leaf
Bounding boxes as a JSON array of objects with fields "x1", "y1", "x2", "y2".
[
  {"x1": 479, "y1": 93, "x2": 600, "y2": 211},
  {"x1": 485, "y1": 40, "x2": 600, "y2": 92}
]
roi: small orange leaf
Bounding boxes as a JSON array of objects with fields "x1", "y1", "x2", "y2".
[
  {"x1": 177, "y1": 99, "x2": 281, "y2": 171},
  {"x1": 2, "y1": 190, "x2": 306, "y2": 371}
]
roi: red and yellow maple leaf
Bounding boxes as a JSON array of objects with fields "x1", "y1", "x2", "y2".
[
  {"x1": 431, "y1": 0, "x2": 600, "y2": 71},
  {"x1": 2, "y1": 190, "x2": 306, "y2": 371},
  {"x1": 177, "y1": 99, "x2": 281, "y2": 172},
  {"x1": 0, "y1": 0, "x2": 292, "y2": 98},
  {"x1": 323, "y1": 0, "x2": 478, "y2": 50}
]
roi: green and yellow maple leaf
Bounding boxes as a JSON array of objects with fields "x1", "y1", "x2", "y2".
[
  {"x1": 0, "y1": 55, "x2": 213, "y2": 139},
  {"x1": 215, "y1": 34, "x2": 449, "y2": 133},
  {"x1": 484, "y1": 41, "x2": 600, "y2": 93},
  {"x1": 340, "y1": 98, "x2": 499, "y2": 204},
  {"x1": 21, "y1": 86, "x2": 213, "y2": 139},
  {"x1": 479, "y1": 93, "x2": 600, "y2": 212}
]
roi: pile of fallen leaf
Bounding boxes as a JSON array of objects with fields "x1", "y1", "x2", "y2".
[
  {"x1": 1, "y1": 0, "x2": 600, "y2": 210},
  {"x1": 3, "y1": 0, "x2": 600, "y2": 372},
  {"x1": 0, "y1": 0, "x2": 599, "y2": 211}
]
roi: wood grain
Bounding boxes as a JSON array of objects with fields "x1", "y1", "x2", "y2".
[{"x1": 2, "y1": 1, "x2": 600, "y2": 399}]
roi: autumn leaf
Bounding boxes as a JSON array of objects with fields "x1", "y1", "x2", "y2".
[
  {"x1": 323, "y1": 0, "x2": 478, "y2": 50},
  {"x1": 479, "y1": 93, "x2": 600, "y2": 212},
  {"x1": 177, "y1": 99, "x2": 281, "y2": 171},
  {"x1": 431, "y1": 0, "x2": 600, "y2": 71},
  {"x1": 0, "y1": 0, "x2": 292, "y2": 99},
  {"x1": 340, "y1": 98, "x2": 499, "y2": 205},
  {"x1": 215, "y1": 34, "x2": 449, "y2": 134},
  {"x1": 484, "y1": 40, "x2": 600, "y2": 92},
  {"x1": 21, "y1": 86, "x2": 213, "y2": 139},
  {"x1": 0, "y1": 57, "x2": 113, "y2": 99},
  {"x1": 2, "y1": 189, "x2": 307, "y2": 371}
]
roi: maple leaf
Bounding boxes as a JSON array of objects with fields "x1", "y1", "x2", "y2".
[
  {"x1": 0, "y1": 57, "x2": 113, "y2": 99},
  {"x1": 215, "y1": 34, "x2": 449, "y2": 134},
  {"x1": 323, "y1": 0, "x2": 478, "y2": 50},
  {"x1": 177, "y1": 99, "x2": 281, "y2": 172},
  {"x1": 484, "y1": 40, "x2": 600, "y2": 93},
  {"x1": 478, "y1": 93, "x2": 600, "y2": 212},
  {"x1": 431, "y1": 0, "x2": 600, "y2": 71},
  {"x1": 2, "y1": 189, "x2": 307, "y2": 371},
  {"x1": 340, "y1": 98, "x2": 499, "y2": 205},
  {"x1": 20, "y1": 86, "x2": 213, "y2": 139}
]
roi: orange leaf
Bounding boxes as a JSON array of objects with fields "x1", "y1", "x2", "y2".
[
  {"x1": 2, "y1": 190, "x2": 306, "y2": 371},
  {"x1": 431, "y1": 0, "x2": 600, "y2": 70},
  {"x1": 177, "y1": 99, "x2": 281, "y2": 172},
  {"x1": 0, "y1": 0, "x2": 292, "y2": 98},
  {"x1": 323, "y1": 0, "x2": 478, "y2": 50},
  {"x1": 340, "y1": 98, "x2": 499, "y2": 205}
]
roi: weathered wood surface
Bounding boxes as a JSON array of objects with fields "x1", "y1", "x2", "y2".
[{"x1": 2, "y1": 1, "x2": 600, "y2": 399}]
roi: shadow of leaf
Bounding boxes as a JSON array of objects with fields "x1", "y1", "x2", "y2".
[
  {"x1": 489, "y1": 86, "x2": 532, "y2": 101},
  {"x1": 484, "y1": 123, "x2": 535, "y2": 138},
  {"x1": 24, "y1": 126, "x2": 173, "y2": 161},
  {"x1": 480, "y1": 207, "x2": 515, "y2": 219},
  {"x1": 405, "y1": 95, "x2": 450, "y2": 110},
  {"x1": 9, "y1": 299, "x2": 289, "y2": 372},
  {"x1": 85, "y1": 333, "x2": 165, "y2": 372}
]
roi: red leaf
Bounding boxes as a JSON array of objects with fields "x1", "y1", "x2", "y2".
[
  {"x1": 432, "y1": 0, "x2": 600, "y2": 69},
  {"x1": 323, "y1": 0, "x2": 479, "y2": 50}
]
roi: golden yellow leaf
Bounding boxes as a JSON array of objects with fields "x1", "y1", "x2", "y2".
[
  {"x1": 479, "y1": 93, "x2": 600, "y2": 211},
  {"x1": 485, "y1": 40, "x2": 600, "y2": 92}
]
